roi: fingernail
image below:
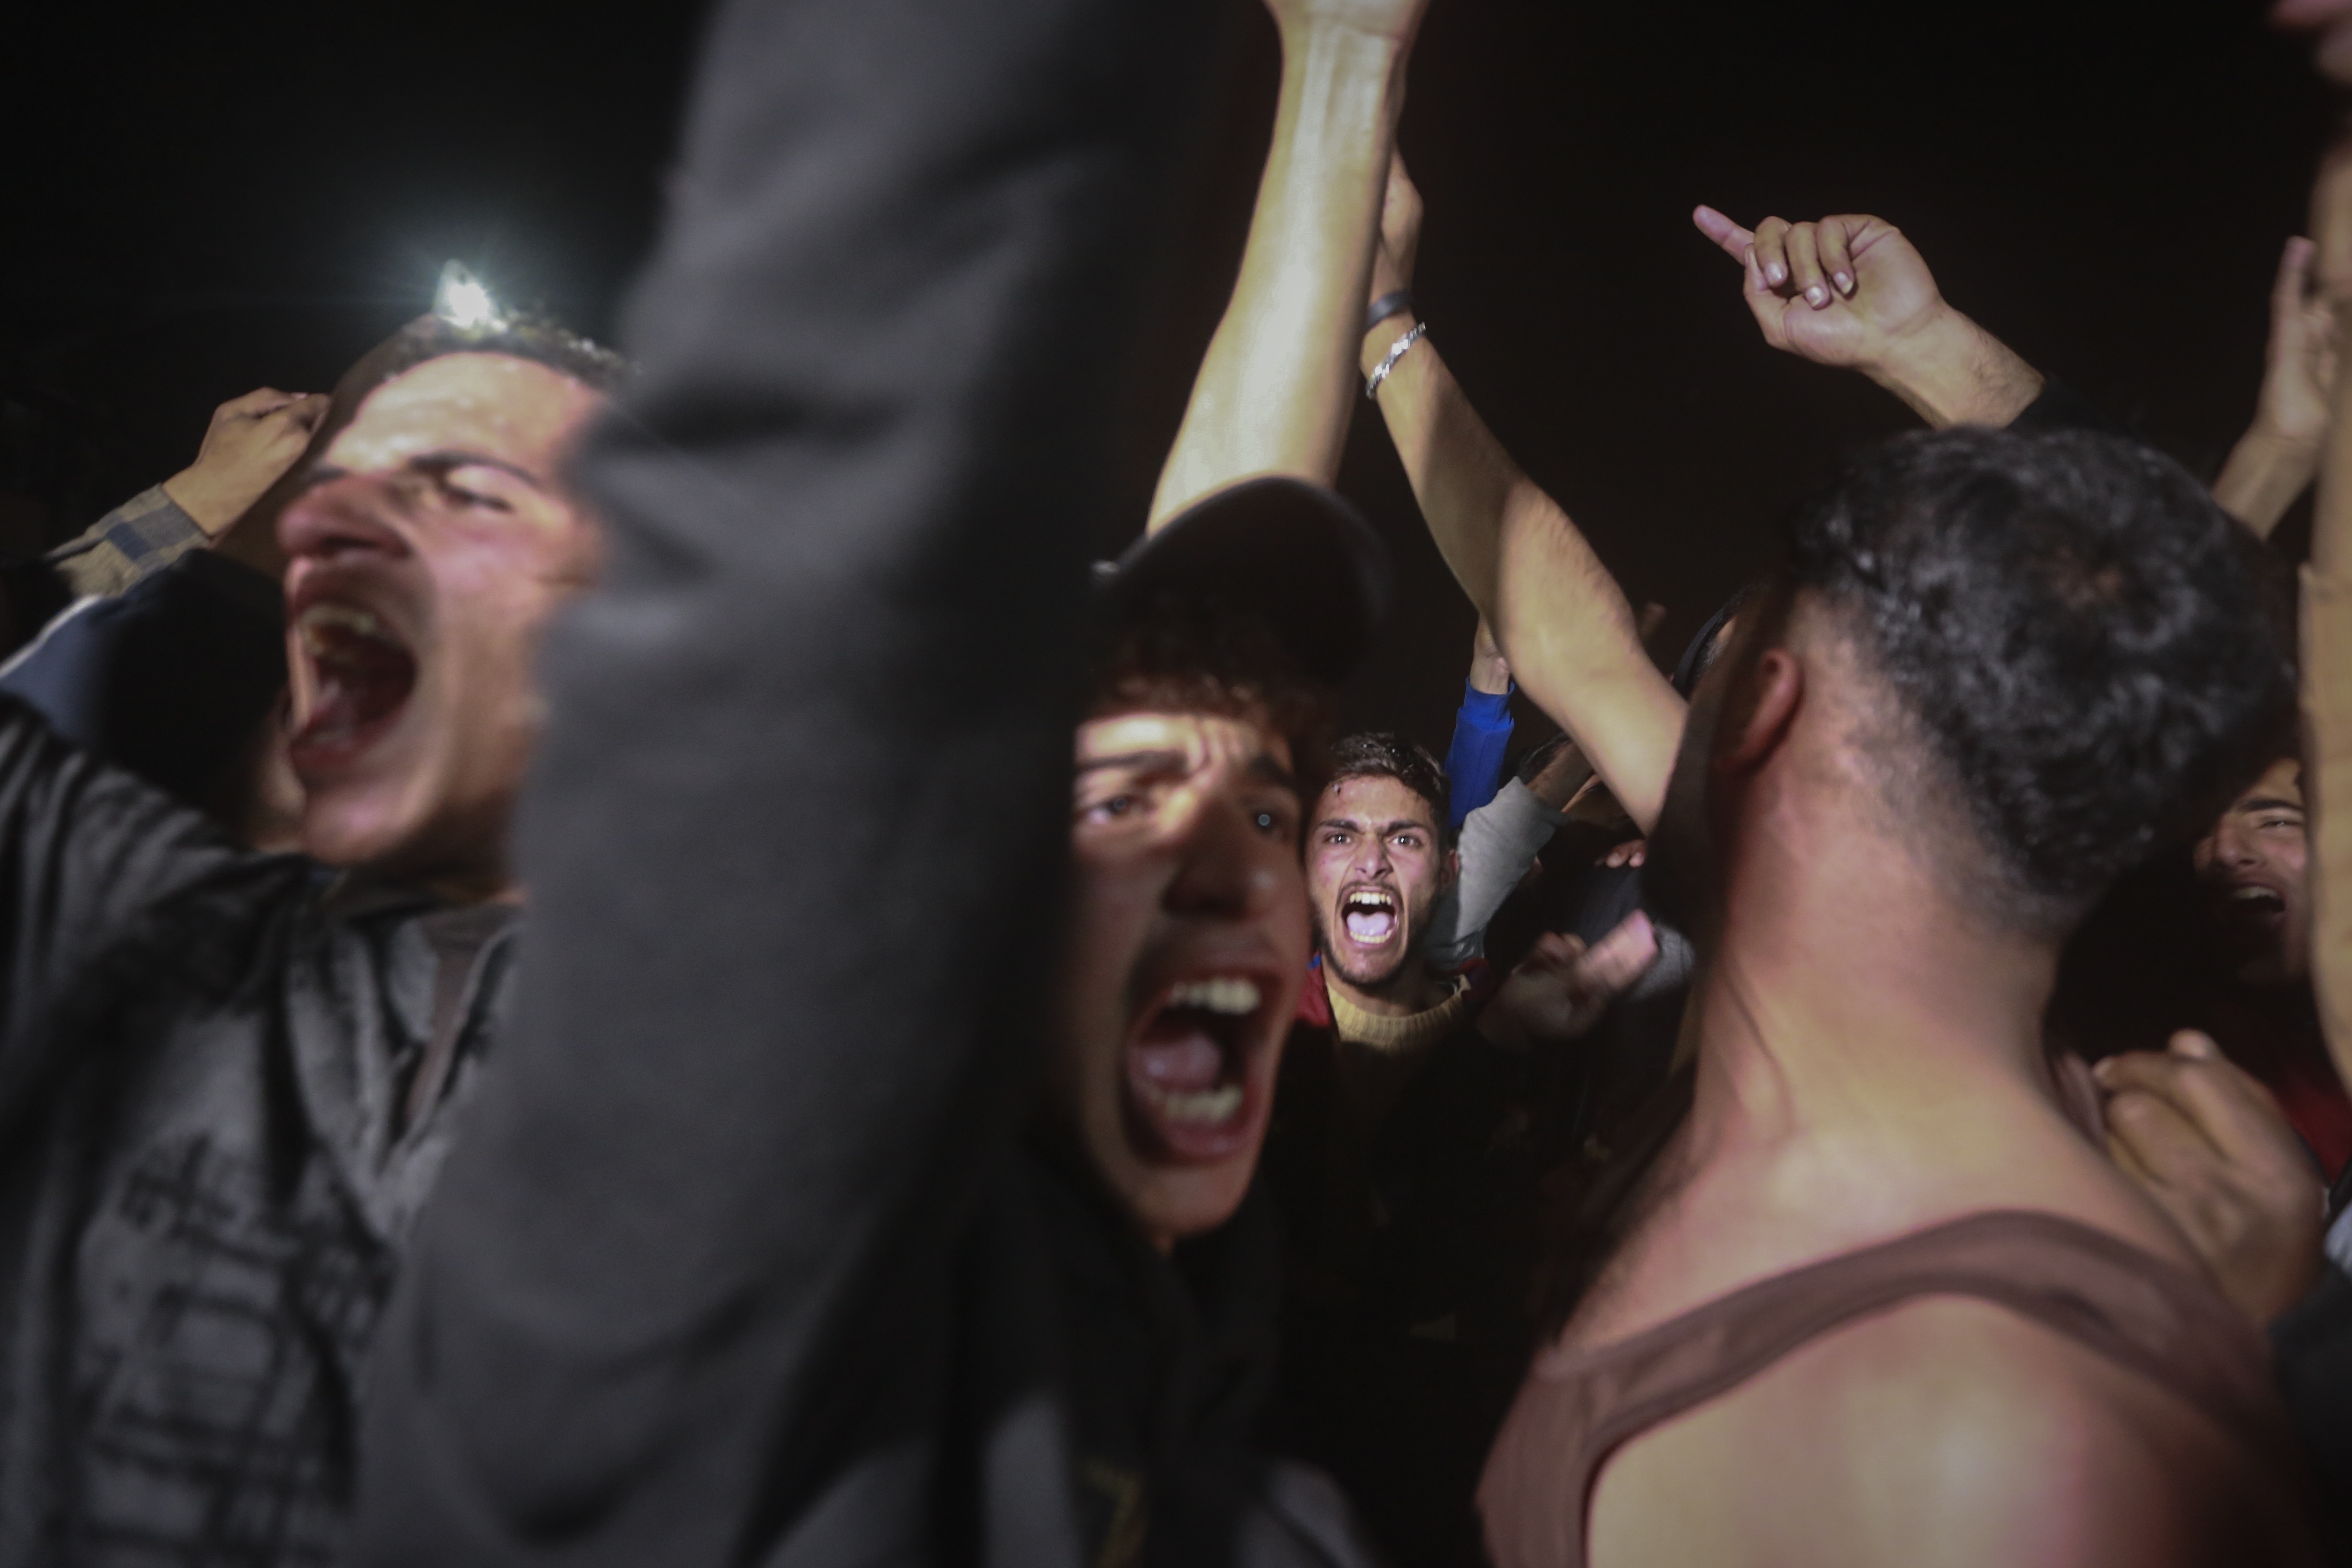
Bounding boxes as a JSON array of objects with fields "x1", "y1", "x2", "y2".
[
  {"x1": 1805, "y1": 285, "x2": 1828, "y2": 307},
  {"x1": 1833, "y1": 271, "x2": 1853, "y2": 295},
  {"x1": 1766, "y1": 262, "x2": 1786, "y2": 285}
]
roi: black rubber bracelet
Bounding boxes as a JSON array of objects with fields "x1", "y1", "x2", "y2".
[{"x1": 1365, "y1": 289, "x2": 1415, "y2": 335}]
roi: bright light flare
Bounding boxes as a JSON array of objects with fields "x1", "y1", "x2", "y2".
[{"x1": 433, "y1": 261, "x2": 502, "y2": 330}]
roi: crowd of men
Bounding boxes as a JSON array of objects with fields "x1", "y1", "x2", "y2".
[{"x1": 7, "y1": 0, "x2": 2352, "y2": 1563}]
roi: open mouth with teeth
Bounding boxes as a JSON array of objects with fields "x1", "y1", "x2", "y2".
[
  {"x1": 2220, "y1": 882, "x2": 2288, "y2": 922},
  {"x1": 289, "y1": 603, "x2": 418, "y2": 774},
  {"x1": 1124, "y1": 975, "x2": 1271, "y2": 1163},
  {"x1": 1338, "y1": 887, "x2": 1399, "y2": 947}
]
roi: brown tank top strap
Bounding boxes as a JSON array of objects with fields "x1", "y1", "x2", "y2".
[{"x1": 1480, "y1": 1209, "x2": 2295, "y2": 1568}]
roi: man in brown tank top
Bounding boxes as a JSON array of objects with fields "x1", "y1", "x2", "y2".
[
  {"x1": 1353, "y1": 123, "x2": 2323, "y2": 1550},
  {"x1": 1371, "y1": 259, "x2": 2327, "y2": 1568}
]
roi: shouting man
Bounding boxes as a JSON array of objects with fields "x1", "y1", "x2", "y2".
[
  {"x1": 356, "y1": 0, "x2": 1442, "y2": 1562},
  {"x1": 2185, "y1": 751, "x2": 2352, "y2": 1180},
  {"x1": 0, "y1": 309, "x2": 619, "y2": 1563}
]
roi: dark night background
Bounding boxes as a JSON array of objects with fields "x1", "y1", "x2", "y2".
[{"x1": 1, "y1": 0, "x2": 2337, "y2": 754}]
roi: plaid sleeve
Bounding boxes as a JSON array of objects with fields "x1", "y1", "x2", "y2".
[{"x1": 43, "y1": 486, "x2": 210, "y2": 600}]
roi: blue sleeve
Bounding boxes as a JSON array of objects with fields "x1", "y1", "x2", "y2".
[{"x1": 1444, "y1": 678, "x2": 1515, "y2": 829}]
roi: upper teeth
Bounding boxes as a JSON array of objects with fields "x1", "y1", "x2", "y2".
[
  {"x1": 1168, "y1": 977, "x2": 1260, "y2": 1016},
  {"x1": 2232, "y1": 886, "x2": 2281, "y2": 902},
  {"x1": 296, "y1": 603, "x2": 394, "y2": 650},
  {"x1": 1345, "y1": 892, "x2": 1394, "y2": 911}
]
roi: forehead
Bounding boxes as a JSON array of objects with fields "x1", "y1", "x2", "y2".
[
  {"x1": 324, "y1": 352, "x2": 602, "y2": 477},
  {"x1": 1315, "y1": 773, "x2": 1436, "y2": 828},
  {"x1": 1076, "y1": 709, "x2": 1293, "y2": 775},
  {"x1": 2232, "y1": 755, "x2": 2305, "y2": 810}
]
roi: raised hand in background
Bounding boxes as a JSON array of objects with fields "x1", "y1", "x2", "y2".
[
  {"x1": 1477, "y1": 910, "x2": 1659, "y2": 1054},
  {"x1": 2095, "y1": 1032, "x2": 2326, "y2": 1324},
  {"x1": 2214, "y1": 237, "x2": 2340, "y2": 535},
  {"x1": 1147, "y1": 0, "x2": 1428, "y2": 526},
  {"x1": 161, "y1": 388, "x2": 330, "y2": 536},
  {"x1": 1691, "y1": 205, "x2": 2043, "y2": 429}
]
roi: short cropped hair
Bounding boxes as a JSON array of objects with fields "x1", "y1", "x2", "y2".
[
  {"x1": 345, "y1": 312, "x2": 629, "y2": 398},
  {"x1": 1326, "y1": 731, "x2": 1449, "y2": 835},
  {"x1": 1788, "y1": 426, "x2": 2294, "y2": 929},
  {"x1": 1090, "y1": 590, "x2": 1337, "y2": 796}
]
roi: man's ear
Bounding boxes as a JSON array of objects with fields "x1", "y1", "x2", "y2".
[
  {"x1": 1444, "y1": 844, "x2": 1461, "y2": 891},
  {"x1": 1719, "y1": 647, "x2": 1804, "y2": 773}
]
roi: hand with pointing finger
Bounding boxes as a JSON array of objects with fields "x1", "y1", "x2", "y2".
[{"x1": 1691, "y1": 205, "x2": 2043, "y2": 429}]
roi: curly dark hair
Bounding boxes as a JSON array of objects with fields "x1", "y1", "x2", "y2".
[
  {"x1": 1788, "y1": 426, "x2": 2294, "y2": 930},
  {"x1": 1326, "y1": 731, "x2": 1449, "y2": 834}
]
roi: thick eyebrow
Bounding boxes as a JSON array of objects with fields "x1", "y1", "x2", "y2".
[
  {"x1": 1077, "y1": 749, "x2": 1296, "y2": 791},
  {"x1": 1076, "y1": 749, "x2": 1188, "y2": 779},
  {"x1": 1247, "y1": 754, "x2": 1298, "y2": 792},
  {"x1": 1318, "y1": 816, "x2": 1432, "y2": 836},
  {"x1": 412, "y1": 450, "x2": 549, "y2": 492},
  {"x1": 2238, "y1": 795, "x2": 2305, "y2": 814},
  {"x1": 292, "y1": 450, "x2": 548, "y2": 496}
]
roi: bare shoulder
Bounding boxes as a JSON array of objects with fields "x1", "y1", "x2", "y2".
[{"x1": 1586, "y1": 1296, "x2": 2304, "y2": 1568}]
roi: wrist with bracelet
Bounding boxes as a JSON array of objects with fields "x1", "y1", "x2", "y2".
[
  {"x1": 1365, "y1": 320, "x2": 1428, "y2": 400},
  {"x1": 1365, "y1": 288, "x2": 1414, "y2": 334}
]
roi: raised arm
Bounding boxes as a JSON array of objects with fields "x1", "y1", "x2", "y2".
[
  {"x1": 44, "y1": 389, "x2": 326, "y2": 598},
  {"x1": 355, "y1": 2, "x2": 1214, "y2": 1563},
  {"x1": 1689, "y1": 205, "x2": 2045, "y2": 428},
  {"x1": 2213, "y1": 236, "x2": 2338, "y2": 535},
  {"x1": 1145, "y1": 0, "x2": 1423, "y2": 527},
  {"x1": 1363, "y1": 163, "x2": 1682, "y2": 831},
  {"x1": 2307, "y1": 135, "x2": 2352, "y2": 1100},
  {"x1": 1440, "y1": 617, "x2": 1515, "y2": 829}
]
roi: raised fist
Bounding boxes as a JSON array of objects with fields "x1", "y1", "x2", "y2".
[{"x1": 1692, "y1": 206, "x2": 1945, "y2": 375}]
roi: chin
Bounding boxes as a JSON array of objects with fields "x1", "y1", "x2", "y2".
[
  {"x1": 1327, "y1": 945, "x2": 1411, "y2": 993},
  {"x1": 1127, "y1": 1161, "x2": 1256, "y2": 1245},
  {"x1": 298, "y1": 785, "x2": 421, "y2": 869}
]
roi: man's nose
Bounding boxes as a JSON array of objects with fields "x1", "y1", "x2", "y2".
[
  {"x1": 278, "y1": 476, "x2": 411, "y2": 563},
  {"x1": 1165, "y1": 795, "x2": 1285, "y2": 918},
  {"x1": 2210, "y1": 819, "x2": 2261, "y2": 867}
]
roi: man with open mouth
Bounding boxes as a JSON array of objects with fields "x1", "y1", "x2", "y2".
[
  {"x1": 0, "y1": 305, "x2": 621, "y2": 1563},
  {"x1": 1254, "y1": 730, "x2": 1658, "y2": 1568},
  {"x1": 355, "y1": 0, "x2": 1442, "y2": 1562},
  {"x1": 2187, "y1": 750, "x2": 2352, "y2": 1181}
]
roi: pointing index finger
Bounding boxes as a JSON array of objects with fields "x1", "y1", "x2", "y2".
[{"x1": 1692, "y1": 205, "x2": 1756, "y2": 262}]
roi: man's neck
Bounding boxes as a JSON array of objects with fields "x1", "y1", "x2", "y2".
[
  {"x1": 1683, "y1": 825, "x2": 2074, "y2": 1221},
  {"x1": 1322, "y1": 955, "x2": 1446, "y2": 1019}
]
